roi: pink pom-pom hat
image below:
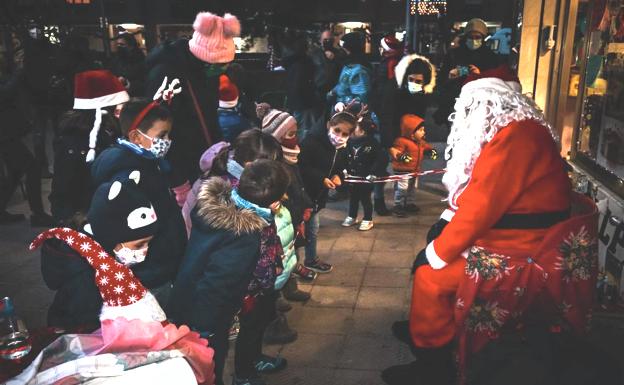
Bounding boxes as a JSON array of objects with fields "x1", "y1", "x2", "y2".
[{"x1": 189, "y1": 12, "x2": 241, "y2": 64}]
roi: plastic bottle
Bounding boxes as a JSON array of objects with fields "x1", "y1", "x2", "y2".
[{"x1": 0, "y1": 297, "x2": 31, "y2": 360}]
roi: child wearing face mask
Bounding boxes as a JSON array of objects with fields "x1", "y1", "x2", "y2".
[
  {"x1": 390, "y1": 114, "x2": 436, "y2": 217},
  {"x1": 299, "y1": 111, "x2": 357, "y2": 273},
  {"x1": 91, "y1": 97, "x2": 187, "y2": 309},
  {"x1": 39, "y1": 173, "x2": 159, "y2": 331}
]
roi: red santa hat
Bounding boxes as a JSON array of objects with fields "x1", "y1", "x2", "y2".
[
  {"x1": 380, "y1": 34, "x2": 402, "y2": 53},
  {"x1": 462, "y1": 64, "x2": 521, "y2": 92},
  {"x1": 219, "y1": 74, "x2": 239, "y2": 108},
  {"x1": 73, "y1": 70, "x2": 130, "y2": 163}
]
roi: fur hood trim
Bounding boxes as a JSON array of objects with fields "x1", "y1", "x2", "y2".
[
  {"x1": 394, "y1": 54, "x2": 437, "y2": 93},
  {"x1": 195, "y1": 177, "x2": 266, "y2": 235}
]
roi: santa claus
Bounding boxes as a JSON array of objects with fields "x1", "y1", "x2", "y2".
[{"x1": 382, "y1": 65, "x2": 574, "y2": 384}]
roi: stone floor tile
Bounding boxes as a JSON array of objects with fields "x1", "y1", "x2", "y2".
[
  {"x1": 264, "y1": 367, "x2": 336, "y2": 385},
  {"x1": 280, "y1": 332, "x2": 346, "y2": 368},
  {"x1": 332, "y1": 236, "x2": 374, "y2": 252},
  {"x1": 363, "y1": 267, "x2": 411, "y2": 288},
  {"x1": 307, "y1": 285, "x2": 359, "y2": 308},
  {"x1": 351, "y1": 308, "x2": 406, "y2": 337},
  {"x1": 368, "y1": 250, "x2": 414, "y2": 268},
  {"x1": 356, "y1": 287, "x2": 406, "y2": 311},
  {"x1": 288, "y1": 306, "x2": 354, "y2": 335},
  {"x1": 315, "y1": 266, "x2": 364, "y2": 287},
  {"x1": 323, "y1": 251, "x2": 370, "y2": 267},
  {"x1": 372, "y1": 237, "x2": 415, "y2": 252},
  {"x1": 338, "y1": 334, "x2": 412, "y2": 370},
  {"x1": 332, "y1": 369, "x2": 386, "y2": 385}
]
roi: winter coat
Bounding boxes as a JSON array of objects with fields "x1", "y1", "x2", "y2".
[
  {"x1": 247, "y1": 221, "x2": 283, "y2": 296},
  {"x1": 40, "y1": 238, "x2": 102, "y2": 330},
  {"x1": 391, "y1": 121, "x2": 433, "y2": 173},
  {"x1": 91, "y1": 143, "x2": 187, "y2": 289},
  {"x1": 145, "y1": 39, "x2": 221, "y2": 187},
  {"x1": 110, "y1": 48, "x2": 147, "y2": 97},
  {"x1": 49, "y1": 112, "x2": 120, "y2": 223},
  {"x1": 274, "y1": 207, "x2": 296, "y2": 290},
  {"x1": 299, "y1": 131, "x2": 348, "y2": 211},
  {"x1": 282, "y1": 162, "x2": 313, "y2": 227},
  {"x1": 372, "y1": 56, "x2": 401, "y2": 148},
  {"x1": 218, "y1": 107, "x2": 252, "y2": 143},
  {"x1": 283, "y1": 53, "x2": 321, "y2": 111},
  {"x1": 310, "y1": 45, "x2": 345, "y2": 98},
  {"x1": 346, "y1": 135, "x2": 386, "y2": 177},
  {"x1": 333, "y1": 57, "x2": 372, "y2": 105},
  {"x1": 168, "y1": 177, "x2": 265, "y2": 335},
  {"x1": 0, "y1": 70, "x2": 30, "y2": 144}
]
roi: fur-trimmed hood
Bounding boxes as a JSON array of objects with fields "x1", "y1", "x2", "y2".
[
  {"x1": 394, "y1": 54, "x2": 436, "y2": 93},
  {"x1": 194, "y1": 177, "x2": 266, "y2": 235}
]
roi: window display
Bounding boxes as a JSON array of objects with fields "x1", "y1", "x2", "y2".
[{"x1": 575, "y1": 0, "x2": 624, "y2": 187}]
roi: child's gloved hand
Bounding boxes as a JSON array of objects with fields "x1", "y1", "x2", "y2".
[
  {"x1": 411, "y1": 248, "x2": 429, "y2": 274},
  {"x1": 398, "y1": 153, "x2": 413, "y2": 163},
  {"x1": 424, "y1": 149, "x2": 438, "y2": 160},
  {"x1": 365, "y1": 175, "x2": 377, "y2": 182}
]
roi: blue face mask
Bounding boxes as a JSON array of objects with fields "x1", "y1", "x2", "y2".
[{"x1": 466, "y1": 38, "x2": 483, "y2": 51}]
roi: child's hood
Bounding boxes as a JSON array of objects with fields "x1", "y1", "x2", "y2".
[
  {"x1": 400, "y1": 115, "x2": 425, "y2": 138},
  {"x1": 91, "y1": 144, "x2": 155, "y2": 186},
  {"x1": 194, "y1": 177, "x2": 266, "y2": 235}
]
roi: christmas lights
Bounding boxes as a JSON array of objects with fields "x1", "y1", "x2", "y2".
[{"x1": 417, "y1": 0, "x2": 447, "y2": 16}]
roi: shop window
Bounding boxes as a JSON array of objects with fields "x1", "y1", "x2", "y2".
[{"x1": 573, "y1": 0, "x2": 624, "y2": 194}]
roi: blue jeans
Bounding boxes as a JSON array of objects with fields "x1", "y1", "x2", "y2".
[
  {"x1": 394, "y1": 174, "x2": 417, "y2": 207},
  {"x1": 304, "y1": 211, "x2": 320, "y2": 264}
]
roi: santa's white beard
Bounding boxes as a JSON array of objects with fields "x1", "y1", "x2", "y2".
[{"x1": 442, "y1": 79, "x2": 556, "y2": 209}]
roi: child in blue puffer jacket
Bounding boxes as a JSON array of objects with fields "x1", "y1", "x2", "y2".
[
  {"x1": 329, "y1": 32, "x2": 373, "y2": 105},
  {"x1": 218, "y1": 75, "x2": 252, "y2": 142}
]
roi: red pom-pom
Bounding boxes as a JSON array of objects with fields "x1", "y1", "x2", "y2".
[{"x1": 222, "y1": 13, "x2": 241, "y2": 37}]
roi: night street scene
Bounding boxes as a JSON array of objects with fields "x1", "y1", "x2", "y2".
[{"x1": 1, "y1": 0, "x2": 624, "y2": 384}]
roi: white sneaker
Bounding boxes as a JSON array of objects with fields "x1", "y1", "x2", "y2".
[
  {"x1": 358, "y1": 220, "x2": 374, "y2": 231},
  {"x1": 341, "y1": 216, "x2": 357, "y2": 227}
]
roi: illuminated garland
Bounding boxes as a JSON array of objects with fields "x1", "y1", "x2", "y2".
[{"x1": 417, "y1": 0, "x2": 447, "y2": 16}]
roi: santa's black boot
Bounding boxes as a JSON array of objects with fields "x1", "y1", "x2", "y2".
[
  {"x1": 263, "y1": 312, "x2": 298, "y2": 345},
  {"x1": 375, "y1": 198, "x2": 391, "y2": 216},
  {"x1": 382, "y1": 345, "x2": 455, "y2": 385}
]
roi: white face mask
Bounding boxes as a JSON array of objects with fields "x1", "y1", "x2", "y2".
[
  {"x1": 138, "y1": 131, "x2": 172, "y2": 158},
  {"x1": 407, "y1": 82, "x2": 424, "y2": 94},
  {"x1": 114, "y1": 244, "x2": 148, "y2": 266},
  {"x1": 466, "y1": 38, "x2": 483, "y2": 50},
  {"x1": 328, "y1": 131, "x2": 348, "y2": 149}
]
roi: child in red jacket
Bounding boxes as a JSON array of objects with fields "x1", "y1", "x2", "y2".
[{"x1": 389, "y1": 114, "x2": 436, "y2": 217}]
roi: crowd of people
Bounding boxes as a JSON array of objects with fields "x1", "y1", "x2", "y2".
[{"x1": 1, "y1": 11, "x2": 601, "y2": 385}]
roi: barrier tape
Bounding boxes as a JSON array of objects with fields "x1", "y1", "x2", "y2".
[{"x1": 343, "y1": 169, "x2": 446, "y2": 184}]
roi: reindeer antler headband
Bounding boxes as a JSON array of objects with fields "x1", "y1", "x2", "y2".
[{"x1": 127, "y1": 77, "x2": 182, "y2": 134}]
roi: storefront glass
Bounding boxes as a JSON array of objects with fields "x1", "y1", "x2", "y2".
[{"x1": 574, "y1": 0, "x2": 624, "y2": 189}]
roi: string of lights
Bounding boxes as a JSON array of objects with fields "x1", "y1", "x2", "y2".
[{"x1": 411, "y1": 0, "x2": 447, "y2": 16}]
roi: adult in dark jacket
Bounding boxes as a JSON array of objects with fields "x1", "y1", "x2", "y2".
[
  {"x1": 282, "y1": 35, "x2": 324, "y2": 140},
  {"x1": 145, "y1": 12, "x2": 241, "y2": 202},
  {"x1": 110, "y1": 33, "x2": 147, "y2": 97},
  {"x1": 310, "y1": 29, "x2": 346, "y2": 107},
  {"x1": 168, "y1": 177, "x2": 266, "y2": 385},
  {"x1": 434, "y1": 18, "x2": 500, "y2": 126},
  {"x1": 0, "y1": 67, "x2": 53, "y2": 226}
]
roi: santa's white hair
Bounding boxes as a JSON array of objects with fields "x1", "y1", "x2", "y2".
[{"x1": 442, "y1": 77, "x2": 558, "y2": 209}]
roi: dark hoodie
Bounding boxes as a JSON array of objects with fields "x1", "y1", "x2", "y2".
[
  {"x1": 283, "y1": 53, "x2": 320, "y2": 111},
  {"x1": 91, "y1": 143, "x2": 187, "y2": 289},
  {"x1": 299, "y1": 130, "x2": 348, "y2": 211},
  {"x1": 40, "y1": 238, "x2": 102, "y2": 330},
  {"x1": 145, "y1": 39, "x2": 221, "y2": 186}
]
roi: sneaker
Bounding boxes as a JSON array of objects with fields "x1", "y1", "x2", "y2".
[
  {"x1": 304, "y1": 258, "x2": 333, "y2": 274},
  {"x1": 358, "y1": 220, "x2": 374, "y2": 231},
  {"x1": 254, "y1": 354, "x2": 287, "y2": 373},
  {"x1": 294, "y1": 264, "x2": 317, "y2": 282},
  {"x1": 405, "y1": 204, "x2": 420, "y2": 213},
  {"x1": 232, "y1": 374, "x2": 266, "y2": 385},
  {"x1": 341, "y1": 216, "x2": 357, "y2": 227},
  {"x1": 393, "y1": 206, "x2": 407, "y2": 218},
  {"x1": 0, "y1": 211, "x2": 25, "y2": 225}
]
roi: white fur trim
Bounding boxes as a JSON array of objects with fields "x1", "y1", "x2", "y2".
[
  {"x1": 426, "y1": 242, "x2": 448, "y2": 270},
  {"x1": 459, "y1": 77, "x2": 522, "y2": 97},
  {"x1": 73, "y1": 90, "x2": 130, "y2": 109},
  {"x1": 219, "y1": 98, "x2": 239, "y2": 109},
  {"x1": 440, "y1": 209, "x2": 455, "y2": 222},
  {"x1": 393, "y1": 54, "x2": 437, "y2": 93},
  {"x1": 100, "y1": 291, "x2": 166, "y2": 322}
]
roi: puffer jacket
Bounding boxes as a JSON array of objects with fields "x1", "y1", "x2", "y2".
[
  {"x1": 333, "y1": 63, "x2": 372, "y2": 105},
  {"x1": 391, "y1": 115, "x2": 433, "y2": 173},
  {"x1": 274, "y1": 206, "x2": 296, "y2": 290},
  {"x1": 218, "y1": 107, "x2": 252, "y2": 143}
]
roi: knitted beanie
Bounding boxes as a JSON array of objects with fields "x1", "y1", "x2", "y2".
[
  {"x1": 219, "y1": 74, "x2": 239, "y2": 108},
  {"x1": 86, "y1": 171, "x2": 158, "y2": 252},
  {"x1": 189, "y1": 12, "x2": 241, "y2": 64},
  {"x1": 256, "y1": 103, "x2": 297, "y2": 142}
]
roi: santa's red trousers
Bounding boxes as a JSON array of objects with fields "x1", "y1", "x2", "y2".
[{"x1": 409, "y1": 259, "x2": 466, "y2": 348}]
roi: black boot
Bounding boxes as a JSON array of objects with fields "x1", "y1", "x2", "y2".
[
  {"x1": 263, "y1": 312, "x2": 298, "y2": 345},
  {"x1": 283, "y1": 276, "x2": 310, "y2": 302},
  {"x1": 276, "y1": 293, "x2": 292, "y2": 312},
  {"x1": 391, "y1": 320, "x2": 412, "y2": 347},
  {"x1": 375, "y1": 198, "x2": 391, "y2": 216}
]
